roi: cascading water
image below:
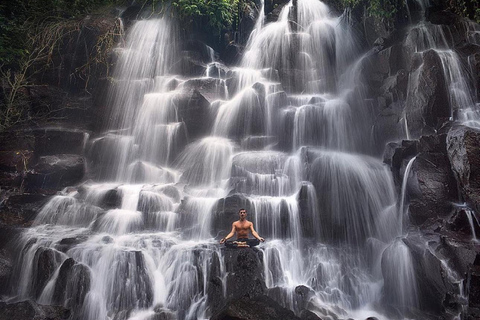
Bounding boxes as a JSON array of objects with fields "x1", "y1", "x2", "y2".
[
  {"x1": 404, "y1": 1, "x2": 480, "y2": 135},
  {"x1": 8, "y1": 1, "x2": 443, "y2": 319}
]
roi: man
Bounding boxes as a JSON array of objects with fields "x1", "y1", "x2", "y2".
[{"x1": 220, "y1": 208, "x2": 265, "y2": 247}]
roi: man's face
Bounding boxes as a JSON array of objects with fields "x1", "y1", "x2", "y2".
[{"x1": 239, "y1": 210, "x2": 247, "y2": 220}]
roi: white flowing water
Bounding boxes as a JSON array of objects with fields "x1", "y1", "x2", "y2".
[{"x1": 12, "y1": 1, "x2": 474, "y2": 319}]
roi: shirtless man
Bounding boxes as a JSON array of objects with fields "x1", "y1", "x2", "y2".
[{"x1": 220, "y1": 208, "x2": 265, "y2": 247}]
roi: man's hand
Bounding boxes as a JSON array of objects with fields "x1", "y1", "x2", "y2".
[
  {"x1": 220, "y1": 238, "x2": 226, "y2": 244},
  {"x1": 259, "y1": 237, "x2": 265, "y2": 242}
]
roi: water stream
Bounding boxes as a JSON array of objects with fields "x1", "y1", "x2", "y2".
[{"x1": 7, "y1": 0, "x2": 480, "y2": 319}]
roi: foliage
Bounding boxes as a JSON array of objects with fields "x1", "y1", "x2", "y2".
[
  {"x1": 447, "y1": 0, "x2": 480, "y2": 23},
  {"x1": 0, "y1": 0, "x2": 123, "y2": 131}
]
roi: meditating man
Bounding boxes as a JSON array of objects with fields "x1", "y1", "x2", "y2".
[{"x1": 220, "y1": 208, "x2": 265, "y2": 247}]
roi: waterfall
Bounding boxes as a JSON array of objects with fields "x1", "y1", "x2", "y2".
[{"x1": 7, "y1": 1, "x2": 443, "y2": 319}]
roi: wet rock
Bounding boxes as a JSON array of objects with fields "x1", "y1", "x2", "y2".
[
  {"x1": 55, "y1": 235, "x2": 88, "y2": 252},
  {"x1": 446, "y1": 126, "x2": 480, "y2": 212},
  {"x1": 148, "y1": 307, "x2": 177, "y2": 320},
  {"x1": 32, "y1": 247, "x2": 64, "y2": 298},
  {"x1": 0, "y1": 249, "x2": 13, "y2": 296},
  {"x1": 174, "y1": 55, "x2": 206, "y2": 77},
  {"x1": 265, "y1": 0, "x2": 290, "y2": 22},
  {"x1": 213, "y1": 194, "x2": 252, "y2": 236},
  {"x1": 0, "y1": 130, "x2": 36, "y2": 151},
  {"x1": 26, "y1": 154, "x2": 85, "y2": 192},
  {"x1": 468, "y1": 264, "x2": 480, "y2": 318},
  {"x1": 207, "y1": 251, "x2": 225, "y2": 315},
  {"x1": 405, "y1": 49, "x2": 450, "y2": 138},
  {"x1": 447, "y1": 208, "x2": 480, "y2": 240},
  {"x1": 0, "y1": 300, "x2": 70, "y2": 320},
  {"x1": 1, "y1": 194, "x2": 51, "y2": 225},
  {"x1": 181, "y1": 40, "x2": 216, "y2": 64},
  {"x1": 206, "y1": 62, "x2": 230, "y2": 79},
  {"x1": 299, "y1": 309, "x2": 322, "y2": 320},
  {"x1": 404, "y1": 233, "x2": 477, "y2": 315},
  {"x1": 33, "y1": 127, "x2": 88, "y2": 156},
  {"x1": 175, "y1": 90, "x2": 211, "y2": 140},
  {"x1": 100, "y1": 189, "x2": 122, "y2": 209},
  {"x1": 241, "y1": 136, "x2": 278, "y2": 150},
  {"x1": 180, "y1": 78, "x2": 227, "y2": 103},
  {"x1": 407, "y1": 151, "x2": 457, "y2": 225},
  {"x1": 223, "y1": 247, "x2": 266, "y2": 299},
  {"x1": 211, "y1": 295, "x2": 300, "y2": 320},
  {"x1": 52, "y1": 258, "x2": 91, "y2": 311},
  {"x1": 220, "y1": 43, "x2": 243, "y2": 66}
]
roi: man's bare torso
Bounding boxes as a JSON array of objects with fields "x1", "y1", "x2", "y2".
[{"x1": 233, "y1": 220, "x2": 252, "y2": 238}]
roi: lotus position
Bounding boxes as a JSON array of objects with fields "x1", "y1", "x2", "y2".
[{"x1": 220, "y1": 208, "x2": 265, "y2": 247}]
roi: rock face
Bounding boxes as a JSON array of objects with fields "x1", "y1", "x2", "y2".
[
  {"x1": 211, "y1": 295, "x2": 301, "y2": 320},
  {"x1": 0, "y1": 300, "x2": 70, "y2": 320},
  {"x1": 26, "y1": 154, "x2": 85, "y2": 193},
  {"x1": 447, "y1": 126, "x2": 480, "y2": 212}
]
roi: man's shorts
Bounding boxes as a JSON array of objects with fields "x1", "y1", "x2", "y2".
[{"x1": 224, "y1": 238, "x2": 260, "y2": 248}]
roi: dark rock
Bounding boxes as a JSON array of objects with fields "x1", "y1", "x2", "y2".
[
  {"x1": 213, "y1": 194, "x2": 252, "y2": 237},
  {"x1": 181, "y1": 40, "x2": 216, "y2": 64},
  {"x1": 174, "y1": 55, "x2": 207, "y2": 77},
  {"x1": 0, "y1": 150, "x2": 33, "y2": 188},
  {"x1": 468, "y1": 265, "x2": 480, "y2": 310},
  {"x1": 180, "y1": 78, "x2": 227, "y2": 104},
  {"x1": 32, "y1": 247, "x2": 64, "y2": 298},
  {"x1": 175, "y1": 90, "x2": 211, "y2": 140},
  {"x1": 33, "y1": 127, "x2": 88, "y2": 156},
  {"x1": 1, "y1": 194, "x2": 51, "y2": 225},
  {"x1": 0, "y1": 249, "x2": 13, "y2": 296},
  {"x1": 220, "y1": 43, "x2": 243, "y2": 66},
  {"x1": 446, "y1": 126, "x2": 480, "y2": 212},
  {"x1": 211, "y1": 295, "x2": 300, "y2": 320},
  {"x1": 223, "y1": 248, "x2": 266, "y2": 299},
  {"x1": 447, "y1": 208, "x2": 480, "y2": 240},
  {"x1": 405, "y1": 49, "x2": 450, "y2": 138},
  {"x1": 55, "y1": 235, "x2": 88, "y2": 252},
  {"x1": 120, "y1": 5, "x2": 142, "y2": 27},
  {"x1": 52, "y1": 258, "x2": 91, "y2": 311},
  {"x1": 26, "y1": 154, "x2": 85, "y2": 192},
  {"x1": 0, "y1": 130, "x2": 35, "y2": 151},
  {"x1": 148, "y1": 307, "x2": 177, "y2": 320},
  {"x1": 0, "y1": 300, "x2": 70, "y2": 320},
  {"x1": 265, "y1": 0, "x2": 290, "y2": 22},
  {"x1": 101, "y1": 189, "x2": 122, "y2": 209},
  {"x1": 407, "y1": 152, "x2": 457, "y2": 225},
  {"x1": 299, "y1": 309, "x2": 322, "y2": 320},
  {"x1": 427, "y1": 10, "x2": 461, "y2": 25}
]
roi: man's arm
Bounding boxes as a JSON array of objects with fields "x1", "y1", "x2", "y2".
[
  {"x1": 220, "y1": 223, "x2": 236, "y2": 244},
  {"x1": 250, "y1": 223, "x2": 264, "y2": 242}
]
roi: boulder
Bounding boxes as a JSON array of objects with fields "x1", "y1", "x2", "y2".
[
  {"x1": 211, "y1": 295, "x2": 300, "y2": 320},
  {"x1": 0, "y1": 300, "x2": 70, "y2": 320},
  {"x1": 32, "y1": 247, "x2": 64, "y2": 298},
  {"x1": 405, "y1": 50, "x2": 450, "y2": 138},
  {"x1": 26, "y1": 154, "x2": 85, "y2": 192},
  {"x1": 1, "y1": 194, "x2": 51, "y2": 225},
  {"x1": 0, "y1": 130, "x2": 36, "y2": 151},
  {"x1": 446, "y1": 126, "x2": 480, "y2": 212},
  {"x1": 223, "y1": 247, "x2": 266, "y2": 300},
  {"x1": 213, "y1": 194, "x2": 252, "y2": 236},
  {"x1": 52, "y1": 258, "x2": 91, "y2": 311},
  {"x1": 468, "y1": 264, "x2": 480, "y2": 319},
  {"x1": 33, "y1": 127, "x2": 88, "y2": 156},
  {"x1": 180, "y1": 78, "x2": 227, "y2": 104},
  {"x1": 175, "y1": 90, "x2": 211, "y2": 141},
  {"x1": 406, "y1": 151, "x2": 457, "y2": 225},
  {"x1": 0, "y1": 248, "x2": 13, "y2": 296},
  {"x1": 0, "y1": 150, "x2": 33, "y2": 188}
]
